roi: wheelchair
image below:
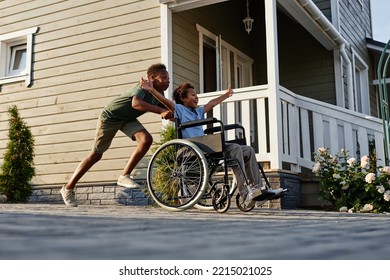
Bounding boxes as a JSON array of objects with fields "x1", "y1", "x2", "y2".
[{"x1": 146, "y1": 117, "x2": 286, "y2": 213}]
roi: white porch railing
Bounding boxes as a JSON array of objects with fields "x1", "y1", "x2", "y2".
[{"x1": 198, "y1": 85, "x2": 385, "y2": 172}]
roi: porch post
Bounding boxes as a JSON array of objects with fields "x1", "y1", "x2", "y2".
[
  {"x1": 264, "y1": 0, "x2": 282, "y2": 170},
  {"x1": 160, "y1": 4, "x2": 173, "y2": 99},
  {"x1": 160, "y1": 4, "x2": 174, "y2": 127}
]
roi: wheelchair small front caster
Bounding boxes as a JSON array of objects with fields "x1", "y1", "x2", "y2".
[
  {"x1": 212, "y1": 185, "x2": 231, "y2": 213},
  {"x1": 235, "y1": 193, "x2": 255, "y2": 212}
]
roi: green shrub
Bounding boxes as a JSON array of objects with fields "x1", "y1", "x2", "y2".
[
  {"x1": 152, "y1": 123, "x2": 176, "y2": 152},
  {"x1": 0, "y1": 105, "x2": 35, "y2": 202}
]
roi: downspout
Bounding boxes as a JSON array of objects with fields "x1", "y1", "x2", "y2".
[
  {"x1": 340, "y1": 43, "x2": 354, "y2": 110},
  {"x1": 296, "y1": 0, "x2": 354, "y2": 109}
]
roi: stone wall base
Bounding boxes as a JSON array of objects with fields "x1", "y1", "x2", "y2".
[
  {"x1": 28, "y1": 170, "x2": 302, "y2": 209},
  {"x1": 28, "y1": 182, "x2": 151, "y2": 206},
  {"x1": 260, "y1": 170, "x2": 302, "y2": 209}
]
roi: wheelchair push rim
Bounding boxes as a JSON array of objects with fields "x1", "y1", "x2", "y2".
[{"x1": 147, "y1": 139, "x2": 209, "y2": 211}]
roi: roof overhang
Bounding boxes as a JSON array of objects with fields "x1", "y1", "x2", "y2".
[
  {"x1": 367, "y1": 38, "x2": 390, "y2": 54},
  {"x1": 159, "y1": 0, "x2": 228, "y2": 12},
  {"x1": 278, "y1": 0, "x2": 348, "y2": 50}
]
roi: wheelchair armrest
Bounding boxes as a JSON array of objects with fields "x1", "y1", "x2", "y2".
[
  {"x1": 204, "y1": 123, "x2": 244, "y2": 134},
  {"x1": 178, "y1": 117, "x2": 222, "y2": 129}
]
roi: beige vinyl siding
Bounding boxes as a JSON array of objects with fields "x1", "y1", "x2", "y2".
[
  {"x1": 172, "y1": 13, "x2": 200, "y2": 91},
  {"x1": 0, "y1": 0, "x2": 164, "y2": 185}
]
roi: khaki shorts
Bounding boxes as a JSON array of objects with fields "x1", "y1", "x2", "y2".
[{"x1": 92, "y1": 116, "x2": 145, "y2": 154}]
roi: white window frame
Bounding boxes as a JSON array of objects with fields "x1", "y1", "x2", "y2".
[
  {"x1": 196, "y1": 24, "x2": 253, "y2": 92},
  {"x1": 8, "y1": 42, "x2": 27, "y2": 77},
  {"x1": 352, "y1": 50, "x2": 370, "y2": 115},
  {"x1": 0, "y1": 27, "x2": 38, "y2": 87}
]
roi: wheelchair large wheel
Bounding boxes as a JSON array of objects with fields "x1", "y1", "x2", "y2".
[{"x1": 147, "y1": 139, "x2": 209, "y2": 211}]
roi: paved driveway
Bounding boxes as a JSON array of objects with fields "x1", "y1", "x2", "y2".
[{"x1": 1, "y1": 204, "x2": 390, "y2": 260}]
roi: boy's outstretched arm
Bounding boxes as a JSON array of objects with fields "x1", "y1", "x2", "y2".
[
  {"x1": 141, "y1": 78, "x2": 175, "y2": 113},
  {"x1": 204, "y1": 86, "x2": 234, "y2": 113}
]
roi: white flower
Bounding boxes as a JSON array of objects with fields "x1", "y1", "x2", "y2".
[
  {"x1": 312, "y1": 162, "x2": 321, "y2": 173},
  {"x1": 361, "y1": 204, "x2": 374, "y2": 212},
  {"x1": 341, "y1": 181, "x2": 349, "y2": 190},
  {"x1": 383, "y1": 166, "x2": 390, "y2": 174},
  {"x1": 347, "y1": 158, "x2": 356, "y2": 166},
  {"x1": 384, "y1": 190, "x2": 390, "y2": 202},
  {"x1": 376, "y1": 185, "x2": 385, "y2": 194},
  {"x1": 348, "y1": 208, "x2": 354, "y2": 213},
  {"x1": 365, "y1": 173, "x2": 375, "y2": 183},
  {"x1": 318, "y1": 147, "x2": 327, "y2": 154},
  {"x1": 333, "y1": 173, "x2": 340, "y2": 179},
  {"x1": 339, "y1": 206, "x2": 348, "y2": 212},
  {"x1": 361, "y1": 155, "x2": 369, "y2": 168}
]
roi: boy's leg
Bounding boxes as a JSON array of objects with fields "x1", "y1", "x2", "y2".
[
  {"x1": 241, "y1": 145, "x2": 263, "y2": 188},
  {"x1": 65, "y1": 152, "x2": 103, "y2": 190},
  {"x1": 225, "y1": 143, "x2": 246, "y2": 195},
  {"x1": 65, "y1": 117, "x2": 119, "y2": 190},
  {"x1": 121, "y1": 128, "x2": 153, "y2": 175}
]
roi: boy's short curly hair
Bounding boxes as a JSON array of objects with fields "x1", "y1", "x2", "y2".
[
  {"x1": 173, "y1": 83, "x2": 194, "y2": 105},
  {"x1": 147, "y1": 63, "x2": 167, "y2": 77}
]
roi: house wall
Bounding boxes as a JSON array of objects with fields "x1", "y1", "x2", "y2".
[
  {"x1": 338, "y1": 0, "x2": 377, "y2": 116},
  {"x1": 172, "y1": 13, "x2": 200, "y2": 90},
  {"x1": 0, "y1": 0, "x2": 164, "y2": 186},
  {"x1": 312, "y1": 0, "x2": 332, "y2": 21},
  {"x1": 278, "y1": 11, "x2": 336, "y2": 104}
]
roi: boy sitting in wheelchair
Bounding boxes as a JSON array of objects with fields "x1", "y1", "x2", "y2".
[{"x1": 141, "y1": 79, "x2": 284, "y2": 208}]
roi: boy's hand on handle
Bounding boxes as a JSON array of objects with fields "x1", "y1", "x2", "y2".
[{"x1": 161, "y1": 110, "x2": 174, "y2": 120}]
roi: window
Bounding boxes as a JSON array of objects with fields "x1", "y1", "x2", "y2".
[
  {"x1": 0, "y1": 27, "x2": 38, "y2": 86},
  {"x1": 9, "y1": 43, "x2": 27, "y2": 76},
  {"x1": 352, "y1": 51, "x2": 369, "y2": 114},
  {"x1": 196, "y1": 24, "x2": 254, "y2": 140}
]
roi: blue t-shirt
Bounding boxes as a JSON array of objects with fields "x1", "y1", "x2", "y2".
[{"x1": 174, "y1": 104, "x2": 205, "y2": 138}]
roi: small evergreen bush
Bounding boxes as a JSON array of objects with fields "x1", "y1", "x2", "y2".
[{"x1": 0, "y1": 105, "x2": 35, "y2": 202}]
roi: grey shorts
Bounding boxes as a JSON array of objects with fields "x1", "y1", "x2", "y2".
[{"x1": 92, "y1": 116, "x2": 145, "y2": 154}]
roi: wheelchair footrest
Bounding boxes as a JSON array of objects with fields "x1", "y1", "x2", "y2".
[{"x1": 253, "y1": 189, "x2": 288, "y2": 201}]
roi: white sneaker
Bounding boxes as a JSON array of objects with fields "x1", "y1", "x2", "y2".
[
  {"x1": 267, "y1": 188, "x2": 284, "y2": 196},
  {"x1": 117, "y1": 175, "x2": 141, "y2": 189},
  {"x1": 60, "y1": 185, "x2": 78, "y2": 207},
  {"x1": 244, "y1": 187, "x2": 262, "y2": 207}
]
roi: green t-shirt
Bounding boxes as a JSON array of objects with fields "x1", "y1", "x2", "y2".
[{"x1": 100, "y1": 83, "x2": 164, "y2": 122}]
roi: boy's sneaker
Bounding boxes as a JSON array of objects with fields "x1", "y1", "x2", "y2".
[
  {"x1": 117, "y1": 175, "x2": 141, "y2": 189},
  {"x1": 60, "y1": 185, "x2": 78, "y2": 207},
  {"x1": 267, "y1": 188, "x2": 285, "y2": 197},
  {"x1": 244, "y1": 187, "x2": 263, "y2": 207}
]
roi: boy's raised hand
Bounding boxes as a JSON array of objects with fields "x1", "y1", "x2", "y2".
[
  {"x1": 226, "y1": 85, "x2": 234, "y2": 97},
  {"x1": 141, "y1": 78, "x2": 154, "y2": 91}
]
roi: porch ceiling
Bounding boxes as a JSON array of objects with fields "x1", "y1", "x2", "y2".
[{"x1": 161, "y1": 0, "x2": 346, "y2": 50}]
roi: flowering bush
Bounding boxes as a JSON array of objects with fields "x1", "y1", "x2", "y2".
[{"x1": 312, "y1": 147, "x2": 390, "y2": 213}]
